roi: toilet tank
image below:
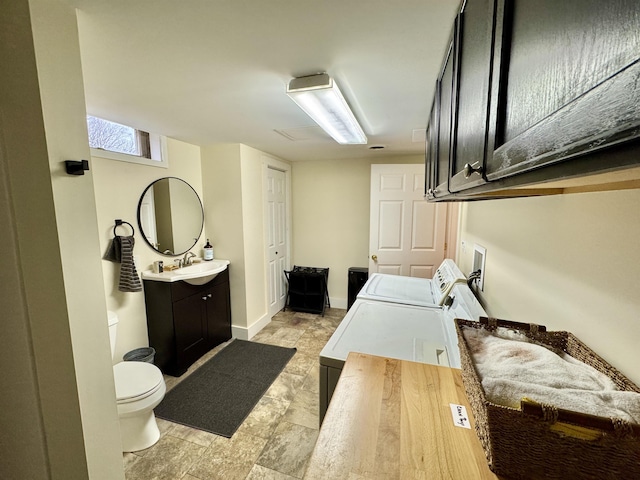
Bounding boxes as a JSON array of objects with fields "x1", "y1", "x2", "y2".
[{"x1": 107, "y1": 311, "x2": 119, "y2": 360}]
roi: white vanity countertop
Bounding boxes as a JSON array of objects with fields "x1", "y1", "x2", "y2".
[{"x1": 141, "y1": 259, "x2": 229, "y2": 284}]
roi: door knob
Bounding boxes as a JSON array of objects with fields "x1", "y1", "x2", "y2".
[{"x1": 371, "y1": 254, "x2": 378, "y2": 261}]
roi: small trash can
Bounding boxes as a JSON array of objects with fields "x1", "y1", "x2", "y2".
[
  {"x1": 123, "y1": 347, "x2": 156, "y2": 364},
  {"x1": 348, "y1": 267, "x2": 368, "y2": 309}
]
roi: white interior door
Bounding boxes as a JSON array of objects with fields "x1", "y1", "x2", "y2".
[
  {"x1": 266, "y1": 166, "x2": 288, "y2": 316},
  {"x1": 369, "y1": 164, "x2": 448, "y2": 278}
]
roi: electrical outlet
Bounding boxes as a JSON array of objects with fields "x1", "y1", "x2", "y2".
[
  {"x1": 461, "y1": 240, "x2": 466, "y2": 254},
  {"x1": 473, "y1": 244, "x2": 486, "y2": 291}
]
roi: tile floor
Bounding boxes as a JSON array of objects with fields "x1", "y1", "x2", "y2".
[{"x1": 123, "y1": 307, "x2": 346, "y2": 480}]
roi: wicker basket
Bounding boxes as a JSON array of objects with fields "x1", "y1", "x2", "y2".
[{"x1": 455, "y1": 317, "x2": 640, "y2": 480}]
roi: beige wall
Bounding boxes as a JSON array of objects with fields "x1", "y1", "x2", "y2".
[
  {"x1": 201, "y1": 144, "x2": 287, "y2": 336},
  {"x1": 1, "y1": 0, "x2": 124, "y2": 477},
  {"x1": 240, "y1": 145, "x2": 271, "y2": 326},
  {"x1": 1, "y1": 1, "x2": 82, "y2": 477},
  {"x1": 291, "y1": 155, "x2": 423, "y2": 306},
  {"x1": 201, "y1": 144, "x2": 248, "y2": 329},
  {"x1": 31, "y1": 0, "x2": 126, "y2": 474},
  {"x1": 458, "y1": 189, "x2": 640, "y2": 385},
  {"x1": 92, "y1": 138, "x2": 204, "y2": 360}
]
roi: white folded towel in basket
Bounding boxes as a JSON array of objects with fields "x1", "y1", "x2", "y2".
[{"x1": 462, "y1": 326, "x2": 640, "y2": 423}]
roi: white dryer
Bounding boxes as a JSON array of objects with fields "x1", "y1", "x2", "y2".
[{"x1": 358, "y1": 258, "x2": 467, "y2": 307}]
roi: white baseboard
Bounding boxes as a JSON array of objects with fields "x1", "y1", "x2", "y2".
[
  {"x1": 232, "y1": 299, "x2": 347, "y2": 340},
  {"x1": 330, "y1": 296, "x2": 347, "y2": 310},
  {"x1": 230, "y1": 325, "x2": 249, "y2": 340},
  {"x1": 231, "y1": 312, "x2": 271, "y2": 340}
]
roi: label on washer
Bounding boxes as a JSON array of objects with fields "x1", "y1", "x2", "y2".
[{"x1": 449, "y1": 403, "x2": 471, "y2": 429}]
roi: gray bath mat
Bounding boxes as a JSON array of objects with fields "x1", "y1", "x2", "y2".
[{"x1": 155, "y1": 339, "x2": 296, "y2": 438}]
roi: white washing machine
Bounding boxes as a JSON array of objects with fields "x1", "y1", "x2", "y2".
[
  {"x1": 357, "y1": 258, "x2": 467, "y2": 307},
  {"x1": 319, "y1": 283, "x2": 486, "y2": 422}
]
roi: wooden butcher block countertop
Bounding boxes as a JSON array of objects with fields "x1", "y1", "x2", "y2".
[{"x1": 304, "y1": 352, "x2": 498, "y2": 479}]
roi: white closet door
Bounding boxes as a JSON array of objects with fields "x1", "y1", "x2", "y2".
[{"x1": 266, "y1": 166, "x2": 288, "y2": 315}]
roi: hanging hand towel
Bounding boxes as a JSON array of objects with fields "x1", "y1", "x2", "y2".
[
  {"x1": 104, "y1": 236, "x2": 122, "y2": 263},
  {"x1": 116, "y1": 236, "x2": 142, "y2": 292}
]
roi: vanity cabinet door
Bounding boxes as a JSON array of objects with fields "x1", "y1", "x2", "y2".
[
  {"x1": 485, "y1": 0, "x2": 640, "y2": 181},
  {"x1": 172, "y1": 291, "x2": 210, "y2": 373},
  {"x1": 205, "y1": 277, "x2": 232, "y2": 349}
]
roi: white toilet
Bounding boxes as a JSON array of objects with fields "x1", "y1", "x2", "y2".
[{"x1": 108, "y1": 311, "x2": 166, "y2": 452}]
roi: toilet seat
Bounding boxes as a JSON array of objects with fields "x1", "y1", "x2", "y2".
[{"x1": 113, "y1": 361, "x2": 164, "y2": 404}]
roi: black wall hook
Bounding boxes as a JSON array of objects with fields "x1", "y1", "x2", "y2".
[{"x1": 65, "y1": 159, "x2": 89, "y2": 175}]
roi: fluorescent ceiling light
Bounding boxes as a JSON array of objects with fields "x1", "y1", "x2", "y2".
[{"x1": 286, "y1": 73, "x2": 367, "y2": 145}]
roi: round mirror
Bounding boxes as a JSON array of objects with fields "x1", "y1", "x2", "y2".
[{"x1": 137, "y1": 177, "x2": 204, "y2": 256}]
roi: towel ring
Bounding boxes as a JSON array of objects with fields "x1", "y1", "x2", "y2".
[{"x1": 113, "y1": 219, "x2": 135, "y2": 237}]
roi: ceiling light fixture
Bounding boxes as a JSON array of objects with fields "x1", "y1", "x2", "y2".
[{"x1": 286, "y1": 73, "x2": 367, "y2": 145}]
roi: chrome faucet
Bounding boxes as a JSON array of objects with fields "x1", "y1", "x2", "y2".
[{"x1": 183, "y1": 251, "x2": 196, "y2": 266}]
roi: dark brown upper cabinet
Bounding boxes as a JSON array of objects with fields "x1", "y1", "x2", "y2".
[
  {"x1": 429, "y1": 27, "x2": 457, "y2": 199},
  {"x1": 485, "y1": 0, "x2": 640, "y2": 181},
  {"x1": 425, "y1": 96, "x2": 439, "y2": 198},
  {"x1": 424, "y1": 0, "x2": 640, "y2": 201},
  {"x1": 449, "y1": 0, "x2": 496, "y2": 192}
]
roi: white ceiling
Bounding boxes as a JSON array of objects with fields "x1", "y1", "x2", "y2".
[{"x1": 67, "y1": 0, "x2": 459, "y2": 162}]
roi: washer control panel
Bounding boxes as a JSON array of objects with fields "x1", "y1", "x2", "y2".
[{"x1": 433, "y1": 259, "x2": 467, "y2": 304}]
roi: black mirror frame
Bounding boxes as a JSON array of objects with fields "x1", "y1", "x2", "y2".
[{"x1": 136, "y1": 176, "x2": 204, "y2": 256}]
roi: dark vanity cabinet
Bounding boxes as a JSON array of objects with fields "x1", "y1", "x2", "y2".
[
  {"x1": 143, "y1": 268, "x2": 232, "y2": 376},
  {"x1": 425, "y1": 0, "x2": 640, "y2": 200}
]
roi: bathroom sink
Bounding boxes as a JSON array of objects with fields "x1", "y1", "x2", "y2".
[{"x1": 142, "y1": 259, "x2": 230, "y2": 285}]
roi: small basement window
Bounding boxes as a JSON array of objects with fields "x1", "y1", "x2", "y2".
[{"x1": 87, "y1": 115, "x2": 167, "y2": 168}]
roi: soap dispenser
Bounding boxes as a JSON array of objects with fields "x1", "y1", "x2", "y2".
[{"x1": 203, "y1": 239, "x2": 214, "y2": 261}]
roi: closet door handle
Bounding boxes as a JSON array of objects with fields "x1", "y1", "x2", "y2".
[{"x1": 371, "y1": 254, "x2": 378, "y2": 261}]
